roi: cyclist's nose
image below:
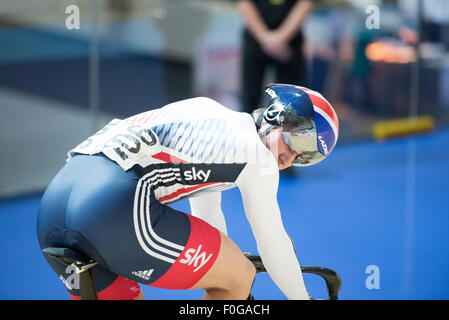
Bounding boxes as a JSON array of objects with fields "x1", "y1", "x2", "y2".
[{"x1": 279, "y1": 150, "x2": 299, "y2": 170}]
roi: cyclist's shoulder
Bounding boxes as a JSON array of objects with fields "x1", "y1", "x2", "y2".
[
  {"x1": 168, "y1": 97, "x2": 258, "y2": 135},
  {"x1": 155, "y1": 97, "x2": 250, "y2": 123},
  {"x1": 175, "y1": 96, "x2": 251, "y2": 115}
]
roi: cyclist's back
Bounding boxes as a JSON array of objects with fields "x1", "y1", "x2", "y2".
[{"x1": 66, "y1": 97, "x2": 273, "y2": 202}]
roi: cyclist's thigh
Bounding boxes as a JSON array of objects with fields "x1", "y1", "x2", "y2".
[
  {"x1": 131, "y1": 190, "x2": 221, "y2": 289},
  {"x1": 190, "y1": 231, "x2": 254, "y2": 292},
  {"x1": 135, "y1": 199, "x2": 251, "y2": 293}
]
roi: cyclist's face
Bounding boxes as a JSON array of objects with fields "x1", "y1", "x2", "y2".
[{"x1": 261, "y1": 127, "x2": 299, "y2": 170}]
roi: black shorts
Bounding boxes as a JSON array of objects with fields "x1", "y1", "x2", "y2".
[{"x1": 36, "y1": 154, "x2": 221, "y2": 299}]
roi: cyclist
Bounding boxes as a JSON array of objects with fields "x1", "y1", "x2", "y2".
[{"x1": 37, "y1": 83, "x2": 339, "y2": 300}]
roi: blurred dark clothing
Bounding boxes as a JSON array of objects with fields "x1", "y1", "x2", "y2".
[
  {"x1": 344, "y1": 29, "x2": 375, "y2": 114},
  {"x1": 422, "y1": 21, "x2": 446, "y2": 44},
  {"x1": 247, "y1": 0, "x2": 305, "y2": 29},
  {"x1": 238, "y1": 0, "x2": 308, "y2": 114},
  {"x1": 348, "y1": 30, "x2": 372, "y2": 79}
]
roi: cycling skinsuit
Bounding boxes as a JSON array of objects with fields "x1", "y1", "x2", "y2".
[{"x1": 36, "y1": 97, "x2": 310, "y2": 299}]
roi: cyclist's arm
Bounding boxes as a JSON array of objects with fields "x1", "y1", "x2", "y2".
[
  {"x1": 236, "y1": 162, "x2": 310, "y2": 300},
  {"x1": 189, "y1": 192, "x2": 228, "y2": 235}
]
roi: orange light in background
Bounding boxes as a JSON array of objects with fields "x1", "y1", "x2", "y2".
[
  {"x1": 365, "y1": 41, "x2": 416, "y2": 64},
  {"x1": 396, "y1": 46, "x2": 416, "y2": 64},
  {"x1": 365, "y1": 42, "x2": 387, "y2": 61}
]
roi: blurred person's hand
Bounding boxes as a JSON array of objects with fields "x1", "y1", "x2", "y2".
[{"x1": 259, "y1": 30, "x2": 293, "y2": 62}]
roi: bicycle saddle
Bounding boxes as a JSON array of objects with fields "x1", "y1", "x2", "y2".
[{"x1": 42, "y1": 247, "x2": 98, "y2": 300}]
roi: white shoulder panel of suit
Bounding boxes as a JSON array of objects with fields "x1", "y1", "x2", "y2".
[{"x1": 67, "y1": 97, "x2": 309, "y2": 300}]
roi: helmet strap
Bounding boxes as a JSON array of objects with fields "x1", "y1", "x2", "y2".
[
  {"x1": 255, "y1": 108, "x2": 277, "y2": 138},
  {"x1": 258, "y1": 122, "x2": 277, "y2": 139},
  {"x1": 254, "y1": 110, "x2": 265, "y2": 130}
]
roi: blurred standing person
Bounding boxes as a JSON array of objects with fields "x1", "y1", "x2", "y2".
[{"x1": 236, "y1": 0, "x2": 315, "y2": 114}]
